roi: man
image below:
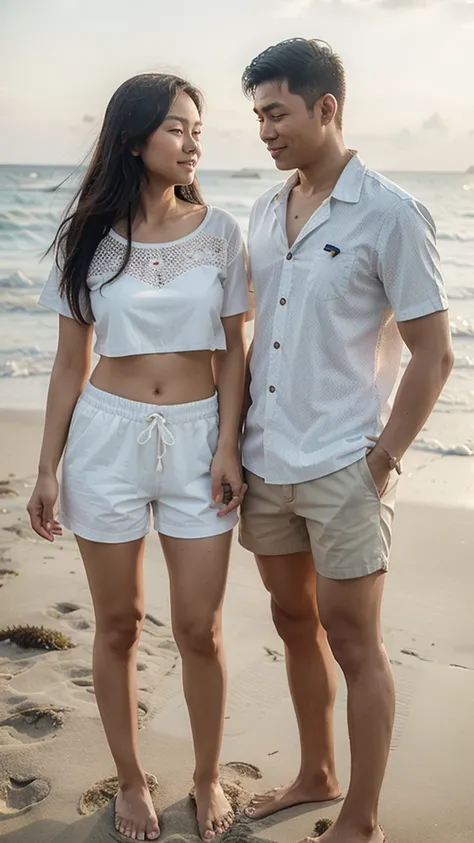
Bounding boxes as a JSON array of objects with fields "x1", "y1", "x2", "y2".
[{"x1": 239, "y1": 38, "x2": 454, "y2": 843}]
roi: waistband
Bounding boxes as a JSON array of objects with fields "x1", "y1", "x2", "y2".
[{"x1": 80, "y1": 382, "x2": 218, "y2": 423}]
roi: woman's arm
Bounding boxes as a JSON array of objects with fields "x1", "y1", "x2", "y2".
[
  {"x1": 27, "y1": 316, "x2": 93, "y2": 540},
  {"x1": 211, "y1": 313, "x2": 247, "y2": 515}
]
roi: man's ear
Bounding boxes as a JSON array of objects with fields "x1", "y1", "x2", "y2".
[{"x1": 319, "y1": 94, "x2": 338, "y2": 126}]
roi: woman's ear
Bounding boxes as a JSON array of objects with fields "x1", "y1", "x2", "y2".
[{"x1": 122, "y1": 130, "x2": 140, "y2": 156}]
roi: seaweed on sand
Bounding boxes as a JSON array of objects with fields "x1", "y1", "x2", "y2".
[{"x1": 0, "y1": 625, "x2": 74, "y2": 650}]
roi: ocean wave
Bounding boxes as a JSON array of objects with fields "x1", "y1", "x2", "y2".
[
  {"x1": 0, "y1": 270, "x2": 38, "y2": 289},
  {"x1": 0, "y1": 292, "x2": 43, "y2": 313},
  {"x1": 413, "y1": 437, "x2": 473, "y2": 457},
  {"x1": 453, "y1": 355, "x2": 474, "y2": 369},
  {"x1": 447, "y1": 286, "x2": 474, "y2": 299},
  {"x1": 450, "y1": 317, "x2": 474, "y2": 337},
  {"x1": 0, "y1": 351, "x2": 55, "y2": 379},
  {"x1": 437, "y1": 231, "x2": 474, "y2": 242}
]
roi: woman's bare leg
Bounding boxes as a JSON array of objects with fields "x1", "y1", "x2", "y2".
[
  {"x1": 160, "y1": 531, "x2": 233, "y2": 840},
  {"x1": 77, "y1": 536, "x2": 160, "y2": 842}
]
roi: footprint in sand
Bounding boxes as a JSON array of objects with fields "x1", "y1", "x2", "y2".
[
  {"x1": 2, "y1": 521, "x2": 35, "y2": 541},
  {"x1": 63, "y1": 664, "x2": 96, "y2": 696},
  {"x1": 220, "y1": 762, "x2": 262, "y2": 781},
  {"x1": 0, "y1": 705, "x2": 67, "y2": 745},
  {"x1": 185, "y1": 761, "x2": 262, "y2": 815},
  {"x1": 44, "y1": 602, "x2": 92, "y2": 631},
  {"x1": 0, "y1": 568, "x2": 19, "y2": 588},
  {"x1": 78, "y1": 772, "x2": 159, "y2": 816},
  {"x1": 0, "y1": 772, "x2": 51, "y2": 817}
]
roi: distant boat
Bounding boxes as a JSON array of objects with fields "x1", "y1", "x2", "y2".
[
  {"x1": 467, "y1": 165, "x2": 474, "y2": 174},
  {"x1": 232, "y1": 169, "x2": 261, "y2": 179}
]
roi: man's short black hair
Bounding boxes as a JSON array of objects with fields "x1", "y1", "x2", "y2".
[{"x1": 242, "y1": 38, "x2": 346, "y2": 129}]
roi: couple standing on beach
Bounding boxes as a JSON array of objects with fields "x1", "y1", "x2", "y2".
[{"x1": 27, "y1": 38, "x2": 453, "y2": 843}]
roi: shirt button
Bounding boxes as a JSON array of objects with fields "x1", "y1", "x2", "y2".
[
  {"x1": 286, "y1": 252, "x2": 293, "y2": 260},
  {"x1": 273, "y1": 341, "x2": 281, "y2": 349},
  {"x1": 280, "y1": 297, "x2": 287, "y2": 306},
  {"x1": 269, "y1": 385, "x2": 276, "y2": 393}
]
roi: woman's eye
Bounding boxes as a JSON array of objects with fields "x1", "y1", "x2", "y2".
[{"x1": 170, "y1": 128, "x2": 183, "y2": 135}]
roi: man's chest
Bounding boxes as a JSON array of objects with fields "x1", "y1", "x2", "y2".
[{"x1": 249, "y1": 213, "x2": 381, "y2": 314}]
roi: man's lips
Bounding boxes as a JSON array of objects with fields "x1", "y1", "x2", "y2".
[{"x1": 268, "y1": 147, "x2": 286, "y2": 159}]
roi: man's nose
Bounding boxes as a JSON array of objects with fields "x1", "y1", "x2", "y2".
[{"x1": 260, "y1": 120, "x2": 278, "y2": 143}]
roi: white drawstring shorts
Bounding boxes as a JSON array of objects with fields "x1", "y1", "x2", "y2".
[{"x1": 59, "y1": 383, "x2": 238, "y2": 543}]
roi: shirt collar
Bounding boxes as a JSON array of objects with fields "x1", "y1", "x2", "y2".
[{"x1": 273, "y1": 151, "x2": 366, "y2": 206}]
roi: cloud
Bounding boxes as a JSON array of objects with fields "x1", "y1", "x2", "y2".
[
  {"x1": 421, "y1": 113, "x2": 449, "y2": 134},
  {"x1": 82, "y1": 114, "x2": 95, "y2": 124},
  {"x1": 276, "y1": 0, "x2": 313, "y2": 17},
  {"x1": 276, "y1": 0, "x2": 474, "y2": 16}
]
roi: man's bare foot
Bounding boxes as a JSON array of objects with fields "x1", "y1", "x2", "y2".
[
  {"x1": 193, "y1": 779, "x2": 234, "y2": 840},
  {"x1": 244, "y1": 775, "x2": 342, "y2": 820},
  {"x1": 299, "y1": 822, "x2": 385, "y2": 843},
  {"x1": 114, "y1": 782, "x2": 160, "y2": 841}
]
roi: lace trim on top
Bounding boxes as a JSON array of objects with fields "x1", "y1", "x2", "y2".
[{"x1": 88, "y1": 232, "x2": 239, "y2": 288}]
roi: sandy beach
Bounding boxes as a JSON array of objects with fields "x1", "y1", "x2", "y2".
[{"x1": 1, "y1": 408, "x2": 473, "y2": 843}]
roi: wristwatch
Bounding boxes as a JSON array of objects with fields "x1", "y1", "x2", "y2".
[{"x1": 377, "y1": 445, "x2": 402, "y2": 475}]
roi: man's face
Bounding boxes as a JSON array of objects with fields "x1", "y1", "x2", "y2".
[{"x1": 253, "y1": 80, "x2": 330, "y2": 171}]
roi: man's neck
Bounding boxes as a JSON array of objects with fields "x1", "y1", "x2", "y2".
[{"x1": 297, "y1": 142, "x2": 353, "y2": 198}]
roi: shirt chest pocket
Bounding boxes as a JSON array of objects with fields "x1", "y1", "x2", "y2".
[{"x1": 305, "y1": 251, "x2": 356, "y2": 301}]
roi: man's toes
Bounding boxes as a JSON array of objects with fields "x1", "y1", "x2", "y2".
[
  {"x1": 146, "y1": 827, "x2": 160, "y2": 841},
  {"x1": 203, "y1": 827, "x2": 215, "y2": 840}
]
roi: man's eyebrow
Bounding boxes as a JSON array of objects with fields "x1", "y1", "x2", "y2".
[
  {"x1": 253, "y1": 101, "x2": 286, "y2": 115},
  {"x1": 164, "y1": 114, "x2": 202, "y2": 126}
]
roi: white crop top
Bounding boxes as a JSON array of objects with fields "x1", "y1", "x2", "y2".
[{"x1": 39, "y1": 207, "x2": 249, "y2": 356}]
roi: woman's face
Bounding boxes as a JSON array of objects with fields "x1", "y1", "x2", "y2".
[{"x1": 139, "y1": 91, "x2": 202, "y2": 186}]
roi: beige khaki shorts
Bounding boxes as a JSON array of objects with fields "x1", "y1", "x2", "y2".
[{"x1": 239, "y1": 458, "x2": 398, "y2": 580}]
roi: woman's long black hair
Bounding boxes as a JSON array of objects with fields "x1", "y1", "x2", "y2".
[{"x1": 50, "y1": 73, "x2": 204, "y2": 323}]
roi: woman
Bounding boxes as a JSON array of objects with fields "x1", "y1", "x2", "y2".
[{"x1": 27, "y1": 73, "x2": 249, "y2": 842}]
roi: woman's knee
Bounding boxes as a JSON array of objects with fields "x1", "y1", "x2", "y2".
[
  {"x1": 96, "y1": 604, "x2": 144, "y2": 654},
  {"x1": 173, "y1": 615, "x2": 222, "y2": 658}
]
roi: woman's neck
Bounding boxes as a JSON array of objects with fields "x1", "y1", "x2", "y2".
[{"x1": 139, "y1": 179, "x2": 179, "y2": 227}]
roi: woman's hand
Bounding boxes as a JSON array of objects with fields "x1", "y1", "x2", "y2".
[
  {"x1": 211, "y1": 445, "x2": 248, "y2": 517},
  {"x1": 27, "y1": 473, "x2": 62, "y2": 542}
]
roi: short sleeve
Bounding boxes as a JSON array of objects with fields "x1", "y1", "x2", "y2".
[
  {"x1": 221, "y1": 222, "x2": 250, "y2": 318},
  {"x1": 38, "y1": 254, "x2": 93, "y2": 323},
  {"x1": 376, "y1": 197, "x2": 448, "y2": 322}
]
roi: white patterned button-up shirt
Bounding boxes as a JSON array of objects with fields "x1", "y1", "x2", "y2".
[{"x1": 242, "y1": 154, "x2": 448, "y2": 484}]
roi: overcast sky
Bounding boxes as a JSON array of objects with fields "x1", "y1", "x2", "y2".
[{"x1": 1, "y1": 0, "x2": 473, "y2": 170}]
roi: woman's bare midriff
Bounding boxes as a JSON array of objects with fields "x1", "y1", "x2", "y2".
[{"x1": 90, "y1": 350, "x2": 216, "y2": 406}]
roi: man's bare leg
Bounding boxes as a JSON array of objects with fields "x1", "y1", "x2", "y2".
[
  {"x1": 245, "y1": 551, "x2": 340, "y2": 820},
  {"x1": 300, "y1": 571, "x2": 393, "y2": 843}
]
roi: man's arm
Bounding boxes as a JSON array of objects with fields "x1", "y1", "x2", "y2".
[
  {"x1": 240, "y1": 338, "x2": 254, "y2": 430},
  {"x1": 367, "y1": 310, "x2": 454, "y2": 492}
]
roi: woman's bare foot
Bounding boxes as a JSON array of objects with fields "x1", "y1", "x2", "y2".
[
  {"x1": 245, "y1": 775, "x2": 342, "y2": 820},
  {"x1": 114, "y1": 782, "x2": 160, "y2": 841},
  {"x1": 299, "y1": 822, "x2": 385, "y2": 843},
  {"x1": 193, "y1": 779, "x2": 234, "y2": 840}
]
